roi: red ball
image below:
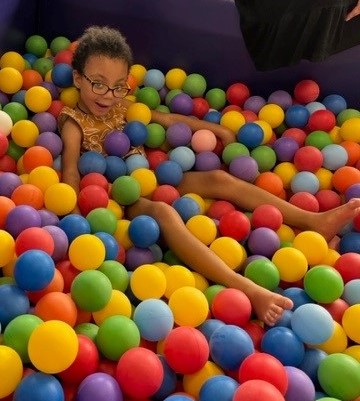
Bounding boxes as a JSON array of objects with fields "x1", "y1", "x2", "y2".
[
  {"x1": 47, "y1": 99, "x2": 65, "y2": 118},
  {"x1": 192, "y1": 97, "x2": 210, "y2": 119},
  {"x1": 206, "y1": 200, "x2": 236, "y2": 220},
  {"x1": 242, "y1": 321, "x2": 265, "y2": 350},
  {"x1": 80, "y1": 172, "x2": 109, "y2": 192},
  {"x1": 251, "y1": 204, "x2": 283, "y2": 231},
  {"x1": 293, "y1": 145, "x2": 323, "y2": 172},
  {"x1": 15, "y1": 226, "x2": 55, "y2": 256},
  {"x1": 333, "y1": 252, "x2": 360, "y2": 283},
  {"x1": 98, "y1": 358, "x2": 117, "y2": 377},
  {"x1": 293, "y1": 79, "x2": 320, "y2": 104},
  {"x1": 77, "y1": 184, "x2": 109, "y2": 216},
  {"x1": 151, "y1": 184, "x2": 180, "y2": 204},
  {"x1": 352, "y1": 212, "x2": 360, "y2": 232},
  {"x1": 0, "y1": 154, "x2": 16, "y2": 172},
  {"x1": 242, "y1": 110, "x2": 258, "y2": 122},
  {"x1": 163, "y1": 326, "x2": 209, "y2": 374},
  {"x1": 321, "y1": 298, "x2": 349, "y2": 323},
  {"x1": 307, "y1": 109, "x2": 336, "y2": 132},
  {"x1": 315, "y1": 189, "x2": 342, "y2": 211},
  {"x1": 222, "y1": 104, "x2": 243, "y2": 114},
  {"x1": 218, "y1": 210, "x2": 251, "y2": 241},
  {"x1": 53, "y1": 49, "x2": 74, "y2": 65},
  {"x1": 238, "y1": 353, "x2": 288, "y2": 395},
  {"x1": 282, "y1": 128, "x2": 307, "y2": 146},
  {"x1": 0, "y1": 134, "x2": 9, "y2": 157},
  {"x1": 56, "y1": 260, "x2": 79, "y2": 293},
  {"x1": 116, "y1": 347, "x2": 164, "y2": 399},
  {"x1": 211, "y1": 288, "x2": 252, "y2": 326},
  {"x1": 145, "y1": 148, "x2": 169, "y2": 170},
  {"x1": 233, "y1": 379, "x2": 285, "y2": 401},
  {"x1": 289, "y1": 192, "x2": 320, "y2": 212},
  {"x1": 57, "y1": 334, "x2": 99, "y2": 384},
  {"x1": 226, "y1": 82, "x2": 251, "y2": 106}
]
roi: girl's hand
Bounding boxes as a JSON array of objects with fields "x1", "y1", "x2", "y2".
[{"x1": 346, "y1": 1, "x2": 360, "y2": 21}]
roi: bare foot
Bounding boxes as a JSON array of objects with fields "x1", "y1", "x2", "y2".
[
  {"x1": 309, "y1": 198, "x2": 360, "y2": 242},
  {"x1": 246, "y1": 285, "x2": 294, "y2": 326}
]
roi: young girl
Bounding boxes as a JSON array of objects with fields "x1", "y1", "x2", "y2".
[{"x1": 59, "y1": 25, "x2": 360, "y2": 326}]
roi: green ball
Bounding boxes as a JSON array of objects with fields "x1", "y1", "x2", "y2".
[
  {"x1": 156, "y1": 105, "x2": 170, "y2": 113},
  {"x1": 0, "y1": 277, "x2": 15, "y2": 285},
  {"x1": 222, "y1": 142, "x2": 250, "y2": 165},
  {"x1": 145, "y1": 122, "x2": 166, "y2": 148},
  {"x1": 32, "y1": 57, "x2": 54, "y2": 78},
  {"x1": 75, "y1": 322, "x2": 99, "y2": 341},
  {"x1": 305, "y1": 130, "x2": 333, "y2": 150},
  {"x1": 96, "y1": 315, "x2": 140, "y2": 361},
  {"x1": 98, "y1": 260, "x2": 129, "y2": 292},
  {"x1": 337, "y1": 108, "x2": 360, "y2": 126},
  {"x1": 3, "y1": 314, "x2": 43, "y2": 363},
  {"x1": 3, "y1": 102, "x2": 28, "y2": 123},
  {"x1": 318, "y1": 353, "x2": 360, "y2": 401},
  {"x1": 182, "y1": 73, "x2": 207, "y2": 97},
  {"x1": 303, "y1": 265, "x2": 344, "y2": 303},
  {"x1": 111, "y1": 175, "x2": 141, "y2": 206},
  {"x1": 162, "y1": 249, "x2": 183, "y2": 265},
  {"x1": 25, "y1": 35, "x2": 48, "y2": 57},
  {"x1": 165, "y1": 89, "x2": 182, "y2": 106},
  {"x1": 250, "y1": 145, "x2": 277, "y2": 172},
  {"x1": 7, "y1": 139, "x2": 25, "y2": 161},
  {"x1": 136, "y1": 87, "x2": 161, "y2": 109},
  {"x1": 203, "y1": 284, "x2": 226, "y2": 307},
  {"x1": 205, "y1": 88, "x2": 226, "y2": 110},
  {"x1": 86, "y1": 207, "x2": 118, "y2": 235},
  {"x1": 50, "y1": 36, "x2": 71, "y2": 56},
  {"x1": 71, "y1": 270, "x2": 113, "y2": 312},
  {"x1": 244, "y1": 258, "x2": 280, "y2": 291}
]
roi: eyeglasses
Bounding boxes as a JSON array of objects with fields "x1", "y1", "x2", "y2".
[{"x1": 82, "y1": 73, "x2": 131, "y2": 98}]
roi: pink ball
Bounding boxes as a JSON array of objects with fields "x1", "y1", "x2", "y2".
[
  {"x1": 191, "y1": 129, "x2": 217, "y2": 152},
  {"x1": 211, "y1": 288, "x2": 252, "y2": 326},
  {"x1": 233, "y1": 379, "x2": 285, "y2": 401},
  {"x1": 218, "y1": 210, "x2": 251, "y2": 241},
  {"x1": 307, "y1": 109, "x2": 336, "y2": 132},
  {"x1": 163, "y1": 326, "x2": 209, "y2": 374},
  {"x1": 116, "y1": 347, "x2": 164, "y2": 399},
  {"x1": 289, "y1": 192, "x2": 320, "y2": 212},
  {"x1": 251, "y1": 204, "x2": 283, "y2": 231},
  {"x1": 293, "y1": 79, "x2": 320, "y2": 104},
  {"x1": 293, "y1": 146, "x2": 323, "y2": 172}
]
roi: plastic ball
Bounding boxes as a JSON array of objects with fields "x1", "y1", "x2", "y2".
[
  {"x1": 68, "y1": 233, "x2": 106, "y2": 270},
  {"x1": 11, "y1": 119, "x2": 39, "y2": 147},
  {"x1": 226, "y1": 82, "x2": 250, "y2": 106},
  {"x1": 35, "y1": 131, "x2": 63, "y2": 157},
  {"x1": 190, "y1": 129, "x2": 217, "y2": 152},
  {"x1": 209, "y1": 236, "x2": 246, "y2": 271},
  {"x1": 294, "y1": 79, "x2": 320, "y2": 104},
  {"x1": 76, "y1": 372, "x2": 123, "y2": 401},
  {"x1": 169, "y1": 146, "x2": 196, "y2": 171},
  {"x1": 24, "y1": 86, "x2": 52, "y2": 113},
  {"x1": 236, "y1": 122, "x2": 264, "y2": 149},
  {"x1": 194, "y1": 151, "x2": 221, "y2": 171},
  {"x1": 271, "y1": 247, "x2": 308, "y2": 282},
  {"x1": 258, "y1": 103, "x2": 285, "y2": 128},
  {"x1": 220, "y1": 110, "x2": 245, "y2": 133},
  {"x1": 136, "y1": 86, "x2": 161, "y2": 109},
  {"x1": 251, "y1": 204, "x2": 283, "y2": 230},
  {"x1": 0, "y1": 345, "x2": 23, "y2": 398},
  {"x1": 5, "y1": 204, "x2": 41, "y2": 237},
  {"x1": 0, "y1": 67, "x2": 23, "y2": 94},
  {"x1": 44, "y1": 183, "x2": 77, "y2": 216},
  {"x1": 78, "y1": 185, "x2": 109, "y2": 216},
  {"x1": 285, "y1": 105, "x2": 310, "y2": 128},
  {"x1": 13, "y1": 372, "x2": 64, "y2": 401},
  {"x1": 0, "y1": 284, "x2": 30, "y2": 328},
  {"x1": 94, "y1": 232, "x2": 119, "y2": 261},
  {"x1": 218, "y1": 210, "x2": 251, "y2": 241},
  {"x1": 3, "y1": 101, "x2": 28, "y2": 123},
  {"x1": 250, "y1": 145, "x2": 276, "y2": 172},
  {"x1": 51, "y1": 62, "x2": 74, "y2": 87},
  {"x1": 78, "y1": 151, "x2": 107, "y2": 175},
  {"x1": 128, "y1": 214, "x2": 160, "y2": 248},
  {"x1": 92, "y1": 289, "x2": 131, "y2": 325},
  {"x1": 244, "y1": 257, "x2": 280, "y2": 291},
  {"x1": 165, "y1": 67, "x2": 187, "y2": 90},
  {"x1": 284, "y1": 366, "x2": 315, "y2": 401},
  {"x1": 290, "y1": 171, "x2": 319, "y2": 194},
  {"x1": 333, "y1": 165, "x2": 360, "y2": 193},
  {"x1": 25, "y1": 34, "x2": 48, "y2": 56},
  {"x1": 268, "y1": 89, "x2": 293, "y2": 110},
  {"x1": 169, "y1": 92, "x2": 193, "y2": 115},
  {"x1": 322, "y1": 94, "x2": 347, "y2": 115},
  {"x1": 228, "y1": 155, "x2": 259, "y2": 182},
  {"x1": 58, "y1": 213, "x2": 90, "y2": 243},
  {"x1": 15, "y1": 226, "x2": 54, "y2": 256},
  {"x1": 246, "y1": 227, "x2": 281, "y2": 258},
  {"x1": 182, "y1": 73, "x2": 207, "y2": 97},
  {"x1": 111, "y1": 175, "x2": 141, "y2": 205},
  {"x1": 342, "y1": 304, "x2": 360, "y2": 343},
  {"x1": 334, "y1": 252, "x2": 360, "y2": 283},
  {"x1": 103, "y1": 130, "x2": 130, "y2": 157},
  {"x1": 0, "y1": 229, "x2": 15, "y2": 266},
  {"x1": 104, "y1": 155, "x2": 127, "y2": 182},
  {"x1": 293, "y1": 145, "x2": 323, "y2": 172},
  {"x1": 199, "y1": 375, "x2": 238, "y2": 401}
]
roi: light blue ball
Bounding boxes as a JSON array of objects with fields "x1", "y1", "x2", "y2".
[
  {"x1": 305, "y1": 101, "x2": 326, "y2": 114},
  {"x1": 169, "y1": 146, "x2": 196, "y2": 171},
  {"x1": 342, "y1": 279, "x2": 360, "y2": 305},
  {"x1": 291, "y1": 171, "x2": 319, "y2": 194},
  {"x1": 322, "y1": 94, "x2": 347, "y2": 115},
  {"x1": 321, "y1": 144, "x2": 348, "y2": 171},
  {"x1": 143, "y1": 68, "x2": 165, "y2": 91},
  {"x1": 125, "y1": 154, "x2": 149, "y2": 174}
]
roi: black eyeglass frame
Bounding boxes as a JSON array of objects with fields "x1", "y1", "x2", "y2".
[{"x1": 82, "y1": 73, "x2": 131, "y2": 98}]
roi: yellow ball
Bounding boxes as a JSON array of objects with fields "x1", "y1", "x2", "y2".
[
  {"x1": 44, "y1": 182, "x2": 77, "y2": 216},
  {"x1": 272, "y1": 247, "x2": 308, "y2": 282},
  {"x1": 339, "y1": 117, "x2": 360, "y2": 143},
  {"x1": 130, "y1": 168, "x2": 157, "y2": 197},
  {"x1": 329, "y1": 126, "x2": 342, "y2": 144},
  {"x1": 254, "y1": 120, "x2": 273, "y2": 144},
  {"x1": 126, "y1": 102, "x2": 152, "y2": 124},
  {"x1": 293, "y1": 230, "x2": 329, "y2": 266},
  {"x1": 315, "y1": 167, "x2": 333, "y2": 190},
  {"x1": 209, "y1": 236, "x2": 246, "y2": 271},
  {"x1": 92, "y1": 290, "x2": 132, "y2": 325},
  {"x1": 0, "y1": 345, "x2": 23, "y2": 398},
  {"x1": 192, "y1": 271, "x2": 209, "y2": 292},
  {"x1": 342, "y1": 304, "x2": 360, "y2": 344},
  {"x1": 11, "y1": 120, "x2": 39, "y2": 148},
  {"x1": 168, "y1": 286, "x2": 209, "y2": 327},
  {"x1": 25, "y1": 86, "x2": 52, "y2": 113},
  {"x1": 273, "y1": 162, "x2": 298, "y2": 188},
  {"x1": 130, "y1": 64, "x2": 147, "y2": 86},
  {"x1": 28, "y1": 320, "x2": 78, "y2": 374},
  {"x1": 68, "y1": 234, "x2": 106, "y2": 270},
  {"x1": 164, "y1": 265, "x2": 196, "y2": 298},
  {"x1": 130, "y1": 263, "x2": 167, "y2": 300},
  {"x1": 317, "y1": 321, "x2": 348, "y2": 354},
  {"x1": 220, "y1": 110, "x2": 245, "y2": 133},
  {"x1": 59, "y1": 87, "x2": 80, "y2": 108},
  {"x1": 344, "y1": 345, "x2": 360, "y2": 362},
  {"x1": 0, "y1": 67, "x2": 23, "y2": 94},
  {"x1": 0, "y1": 51, "x2": 26, "y2": 72},
  {"x1": 185, "y1": 215, "x2": 218, "y2": 245},
  {"x1": 28, "y1": 166, "x2": 60, "y2": 193},
  {"x1": 319, "y1": 248, "x2": 340, "y2": 266},
  {"x1": 165, "y1": 68, "x2": 187, "y2": 90},
  {"x1": 107, "y1": 199, "x2": 124, "y2": 219},
  {"x1": 258, "y1": 103, "x2": 285, "y2": 128},
  {"x1": 0, "y1": 230, "x2": 15, "y2": 267},
  {"x1": 114, "y1": 219, "x2": 133, "y2": 250},
  {"x1": 276, "y1": 223, "x2": 296, "y2": 243}
]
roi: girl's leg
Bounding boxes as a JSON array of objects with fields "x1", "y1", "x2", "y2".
[
  {"x1": 176, "y1": 170, "x2": 360, "y2": 241},
  {"x1": 127, "y1": 197, "x2": 293, "y2": 326}
]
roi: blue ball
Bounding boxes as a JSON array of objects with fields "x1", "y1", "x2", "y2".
[
  {"x1": 273, "y1": 309, "x2": 293, "y2": 328},
  {"x1": 14, "y1": 250, "x2": 55, "y2": 291},
  {"x1": 95, "y1": 232, "x2": 119, "y2": 260},
  {"x1": 124, "y1": 121, "x2": 148, "y2": 146},
  {"x1": 0, "y1": 284, "x2": 30, "y2": 327},
  {"x1": 343, "y1": 279, "x2": 360, "y2": 305},
  {"x1": 172, "y1": 196, "x2": 201, "y2": 222},
  {"x1": 282, "y1": 287, "x2": 313, "y2": 310},
  {"x1": 23, "y1": 53, "x2": 38, "y2": 66},
  {"x1": 128, "y1": 214, "x2": 160, "y2": 248},
  {"x1": 163, "y1": 395, "x2": 194, "y2": 401},
  {"x1": 198, "y1": 319, "x2": 226, "y2": 341},
  {"x1": 125, "y1": 154, "x2": 149, "y2": 174},
  {"x1": 14, "y1": 372, "x2": 64, "y2": 401},
  {"x1": 298, "y1": 348, "x2": 327, "y2": 386},
  {"x1": 291, "y1": 303, "x2": 334, "y2": 345},
  {"x1": 321, "y1": 144, "x2": 348, "y2": 171},
  {"x1": 143, "y1": 68, "x2": 165, "y2": 90},
  {"x1": 261, "y1": 326, "x2": 305, "y2": 367},
  {"x1": 133, "y1": 299, "x2": 174, "y2": 341},
  {"x1": 11, "y1": 90, "x2": 27, "y2": 105},
  {"x1": 78, "y1": 151, "x2": 107, "y2": 175},
  {"x1": 152, "y1": 355, "x2": 177, "y2": 401},
  {"x1": 199, "y1": 375, "x2": 238, "y2": 401},
  {"x1": 290, "y1": 171, "x2": 319, "y2": 194},
  {"x1": 322, "y1": 94, "x2": 347, "y2": 115},
  {"x1": 236, "y1": 122, "x2": 264, "y2": 149},
  {"x1": 58, "y1": 214, "x2": 91, "y2": 243},
  {"x1": 209, "y1": 324, "x2": 254, "y2": 371},
  {"x1": 203, "y1": 110, "x2": 221, "y2": 124},
  {"x1": 285, "y1": 105, "x2": 310, "y2": 128},
  {"x1": 339, "y1": 232, "x2": 360, "y2": 254},
  {"x1": 155, "y1": 160, "x2": 184, "y2": 186},
  {"x1": 169, "y1": 146, "x2": 196, "y2": 171},
  {"x1": 51, "y1": 63, "x2": 74, "y2": 87},
  {"x1": 105, "y1": 155, "x2": 127, "y2": 182}
]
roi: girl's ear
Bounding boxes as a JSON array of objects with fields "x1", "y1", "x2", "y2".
[{"x1": 73, "y1": 70, "x2": 81, "y2": 89}]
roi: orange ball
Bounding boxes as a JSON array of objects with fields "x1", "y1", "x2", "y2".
[
  {"x1": 22, "y1": 69, "x2": 43, "y2": 90},
  {"x1": 11, "y1": 183, "x2": 44, "y2": 209},
  {"x1": 340, "y1": 140, "x2": 360, "y2": 166},
  {"x1": 254, "y1": 171, "x2": 284, "y2": 196},
  {"x1": 27, "y1": 268, "x2": 65, "y2": 304},
  {"x1": 0, "y1": 196, "x2": 15, "y2": 228},
  {"x1": 22, "y1": 145, "x2": 53, "y2": 173},
  {"x1": 332, "y1": 166, "x2": 360, "y2": 193}
]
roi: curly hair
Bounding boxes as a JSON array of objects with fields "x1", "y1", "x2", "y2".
[{"x1": 72, "y1": 25, "x2": 133, "y2": 73}]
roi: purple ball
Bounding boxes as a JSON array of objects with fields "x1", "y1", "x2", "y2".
[
  {"x1": 243, "y1": 95, "x2": 266, "y2": 113},
  {"x1": 246, "y1": 227, "x2": 281, "y2": 257},
  {"x1": 268, "y1": 90, "x2": 293, "y2": 110},
  {"x1": 194, "y1": 151, "x2": 221, "y2": 171},
  {"x1": 285, "y1": 366, "x2": 315, "y2": 401},
  {"x1": 5, "y1": 205, "x2": 42, "y2": 238},
  {"x1": 38, "y1": 209, "x2": 60, "y2": 227},
  {"x1": 43, "y1": 225, "x2": 69, "y2": 262},
  {"x1": 35, "y1": 131, "x2": 63, "y2": 158},
  {"x1": 166, "y1": 122, "x2": 192, "y2": 147},
  {"x1": 0, "y1": 90, "x2": 9, "y2": 106},
  {"x1": 103, "y1": 130, "x2": 131, "y2": 157},
  {"x1": 229, "y1": 155, "x2": 259, "y2": 182},
  {"x1": 0, "y1": 172, "x2": 22, "y2": 197},
  {"x1": 345, "y1": 183, "x2": 360, "y2": 202},
  {"x1": 272, "y1": 137, "x2": 299, "y2": 162},
  {"x1": 125, "y1": 246, "x2": 155, "y2": 271},
  {"x1": 169, "y1": 92, "x2": 193, "y2": 115},
  {"x1": 40, "y1": 81, "x2": 59, "y2": 99},
  {"x1": 32, "y1": 112, "x2": 58, "y2": 133},
  {"x1": 77, "y1": 372, "x2": 123, "y2": 401}
]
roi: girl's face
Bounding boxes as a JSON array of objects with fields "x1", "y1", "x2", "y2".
[{"x1": 73, "y1": 55, "x2": 129, "y2": 116}]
